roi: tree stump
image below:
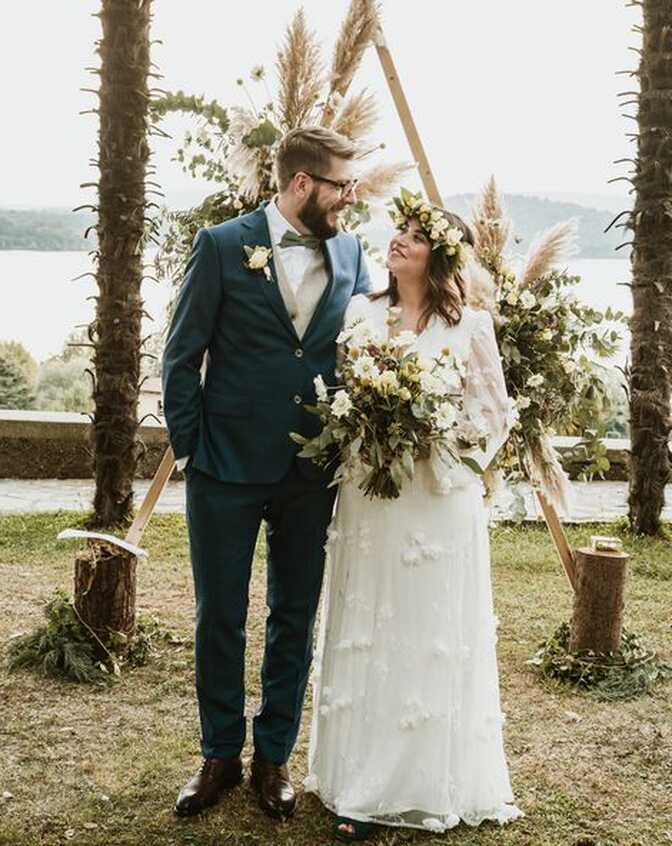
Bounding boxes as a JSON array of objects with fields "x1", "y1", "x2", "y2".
[
  {"x1": 74, "y1": 542, "x2": 137, "y2": 650},
  {"x1": 569, "y1": 547, "x2": 629, "y2": 654}
]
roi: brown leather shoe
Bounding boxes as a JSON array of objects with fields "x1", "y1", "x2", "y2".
[
  {"x1": 174, "y1": 756, "x2": 243, "y2": 817},
  {"x1": 250, "y1": 755, "x2": 297, "y2": 820}
]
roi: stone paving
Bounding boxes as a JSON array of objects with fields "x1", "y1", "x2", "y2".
[{"x1": 0, "y1": 478, "x2": 670, "y2": 523}]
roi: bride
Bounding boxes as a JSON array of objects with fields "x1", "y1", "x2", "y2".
[{"x1": 304, "y1": 200, "x2": 523, "y2": 840}]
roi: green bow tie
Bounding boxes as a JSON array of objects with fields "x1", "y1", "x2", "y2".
[{"x1": 278, "y1": 230, "x2": 322, "y2": 250}]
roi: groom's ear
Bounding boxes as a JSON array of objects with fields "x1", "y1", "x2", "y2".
[{"x1": 292, "y1": 171, "x2": 312, "y2": 200}]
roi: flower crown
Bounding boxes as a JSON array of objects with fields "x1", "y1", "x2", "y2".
[{"x1": 389, "y1": 187, "x2": 466, "y2": 274}]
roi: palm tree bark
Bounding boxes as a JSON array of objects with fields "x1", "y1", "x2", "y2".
[
  {"x1": 73, "y1": 0, "x2": 153, "y2": 645},
  {"x1": 627, "y1": 0, "x2": 672, "y2": 534},
  {"x1": 90, "y1": 0, "x2": 152, "y2": 527}
]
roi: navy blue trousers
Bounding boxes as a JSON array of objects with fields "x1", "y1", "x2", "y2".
[{"x1": 185, "y1": 463, "x2": 336, "y2": 763}]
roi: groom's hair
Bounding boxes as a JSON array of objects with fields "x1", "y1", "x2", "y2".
[{"x1": 275, "y1": 127, "x2": 358, "y2": 192}]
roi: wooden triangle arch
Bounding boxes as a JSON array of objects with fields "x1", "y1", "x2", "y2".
[{"x1": 126, "y1": 18, "x2": 577, "y2": 592}]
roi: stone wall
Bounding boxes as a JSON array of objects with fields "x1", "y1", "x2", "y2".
[
  {"x1": 0, "y1": 411, "x2": 175, "y2": 480},
  {"x1": 0, "y1": 410, "x2": 633, "y2": 481}
]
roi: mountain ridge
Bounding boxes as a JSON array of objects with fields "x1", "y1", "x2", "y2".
[{"x1": 0, "y1": 193, "x2": 629, "y2": 258}]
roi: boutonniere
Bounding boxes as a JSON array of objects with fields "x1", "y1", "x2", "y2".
[{"x1": 243, "y1": 245, "x2": 273, "y2": 282}]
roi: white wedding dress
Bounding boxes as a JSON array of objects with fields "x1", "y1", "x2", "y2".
[{"x1": 305, "y1": 294, "x2": 523, "y2": 833}]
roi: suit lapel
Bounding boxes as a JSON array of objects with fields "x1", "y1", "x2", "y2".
[{"x1": 241, "y1": 205, "x2": 299, "y2": 342}]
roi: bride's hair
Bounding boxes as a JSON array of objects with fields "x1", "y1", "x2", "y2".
[{"x1": 371, "y1": 209, "x2": 474, "y2": 329}]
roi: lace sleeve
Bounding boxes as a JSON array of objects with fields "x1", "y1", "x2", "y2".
[
  {"x1": 462, "y1": 309, "x2": 515, "y2": 472},
  {"x1": 431, "y1": 310, "x2": 515, "y2": 492}
]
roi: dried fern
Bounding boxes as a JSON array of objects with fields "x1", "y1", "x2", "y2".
[
  {"x1": 463, "y1": 255, "x2": 497, "y2": 315},
  {"x1": 519, "y1": 220, "x2": 578, "y2": 290},
  {"x1": 356, "y1": 161, "x2": 413, "y2": 201},
  {"x1": 471, "y1": 175, "x2": 510, "y2": 274},
  {"x1": 523, "y1": 435, "x2": 574, "y2": 517},
  {"x1": 276, "y1": 9, "x2": 323, "y2": 130},
  {"x1": 333, "y1": 90, "x2": 378, "y2": 140},
  {"x1": 323, "y1": 0, "x2": 381, "y2": 125}
]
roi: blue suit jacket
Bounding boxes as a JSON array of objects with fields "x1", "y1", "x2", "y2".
[{"x1": 161, "y1": 204, "x2": 371, "y2": 484}]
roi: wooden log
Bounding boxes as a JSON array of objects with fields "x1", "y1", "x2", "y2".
[
  {"x1": 74, "y1": 543, "x2": 137, "y2": 647},
  {"x1": 569, "y1": 547, "x2": 629, "y2": 654}
]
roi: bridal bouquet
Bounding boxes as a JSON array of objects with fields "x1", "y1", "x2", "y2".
[{"x1": 291, "y1": 310, "x2": 488, "y2": 500}]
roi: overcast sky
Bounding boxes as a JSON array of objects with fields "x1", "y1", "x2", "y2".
[{"x1": 2, "y1": 1, "x2": 640, "y2": 210}]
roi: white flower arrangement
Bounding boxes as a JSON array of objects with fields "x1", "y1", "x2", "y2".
[{"x1": 291, "y1": 309, "x2": 488, "y2": 499}]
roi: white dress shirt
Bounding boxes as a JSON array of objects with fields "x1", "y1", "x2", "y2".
[{"x1": 265, "y1": 196, "x2": 316, "y2": 294}]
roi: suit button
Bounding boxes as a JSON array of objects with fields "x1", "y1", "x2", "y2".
[
  {"x1": 293, "y1": 394, "x2": 302, "y2": 404},
  {"x1": 295, "y1": 348, "x2": 304, "y2": 359}
]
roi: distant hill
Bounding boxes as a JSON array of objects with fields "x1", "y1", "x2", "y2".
[
  {"x1": 0, "y1": 194, "x2": 628, "y2": 258},
  {"x1": 0, "y1": 208, "x2": 94, "y2": 251},
  {"x1": 443, "y1": 193, "x2": 628, "y2": 259}
]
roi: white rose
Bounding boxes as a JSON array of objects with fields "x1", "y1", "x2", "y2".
[
  {"x1": 419, "y1": 371, "x2": 444, "y2": 395},
  {"x1": 520, "y1": 290, "x2": 536, "y2": 309},
  {"x1": 563, "y1": 358, "x2": 577, "y2": 374},
  {"x1": 337, "y1": 318, "x2": 378, "y2": 348},
  {"x1": 331, "y1": 390, "x2": 353, "y2": 419},
  {"x1": 314, "y1": 375, "x2": 328, "y2": 402},
  {"x1": 352, "y1": 354, "x2": 380, "y2": 381},
  {"x1": 516, "y1": 395, "x2": 532, "y2": 410},
  {"x1": 444, "y1": 226, "x2": 463, "y2": 246},
  {"x1": 434, "y1": 403, "x2": 457, "y2": 430},
  {"x1": 505, "y1": 290, "x2": 519, "y2": 306},
  {"x1": 526, "y1": 373, "x2": 544, "y2": 388},
  {"x1": 435, "y1": 362, "x2": 462, "y2": 393},
  {"x1": 248, "y1": 246, "x2": 271, "y2": 269}
]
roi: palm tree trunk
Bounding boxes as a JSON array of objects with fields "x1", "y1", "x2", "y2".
[
  {"x1": 627, "y1": 0, "x2": 672, "y2": 534},
  {"x1": 74, "y1": 0, "x2": 153, "y2": 645},
  {"x1": 91, "y1": 0, "x2": 152, "y2": 528}
]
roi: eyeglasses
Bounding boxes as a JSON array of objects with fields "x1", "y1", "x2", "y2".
[{"x1": 296, "y1": 171, "x2": 358, "y2": 198}]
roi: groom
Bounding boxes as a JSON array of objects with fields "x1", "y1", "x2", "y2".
[{"x1": 162, "y1": 126, "x2": 371, "y2": 819}]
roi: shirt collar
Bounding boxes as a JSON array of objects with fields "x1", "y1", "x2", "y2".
[{"x1": 265, "y1": 196, "x2": 301, "y2": 248}]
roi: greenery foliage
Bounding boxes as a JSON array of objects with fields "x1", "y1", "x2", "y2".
[
  {"x1": 0, "y1": 354, "x2": 34, "y2": 409},
  {"x1": 527, "y1": 621, "x2": 671, "y2": 702},
  {"x1": 0, "y1": 340, "x2": 38, "y2": 387},
  {"x1": 6, "y1": 588, "x2": 179, "y2": 684},
  {"x1": 6, "y1": 589, "x2": 108, "y2": 683},
  {"x1": 30, "y1": 329, "x2": 95, "y2": 413}
]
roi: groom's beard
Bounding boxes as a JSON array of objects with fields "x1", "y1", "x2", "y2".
[{"x1": 298, "y1": 188, "x2": 341, "y2": 240}]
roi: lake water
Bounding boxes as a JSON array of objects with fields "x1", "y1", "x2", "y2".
[{"x1": 0, "y1": 250, "x2": 631, "y2": 364}]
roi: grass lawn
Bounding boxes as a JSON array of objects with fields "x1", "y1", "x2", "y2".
[{"x1": 0, "y1": 512, "x2": 670, "y2": 846}]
